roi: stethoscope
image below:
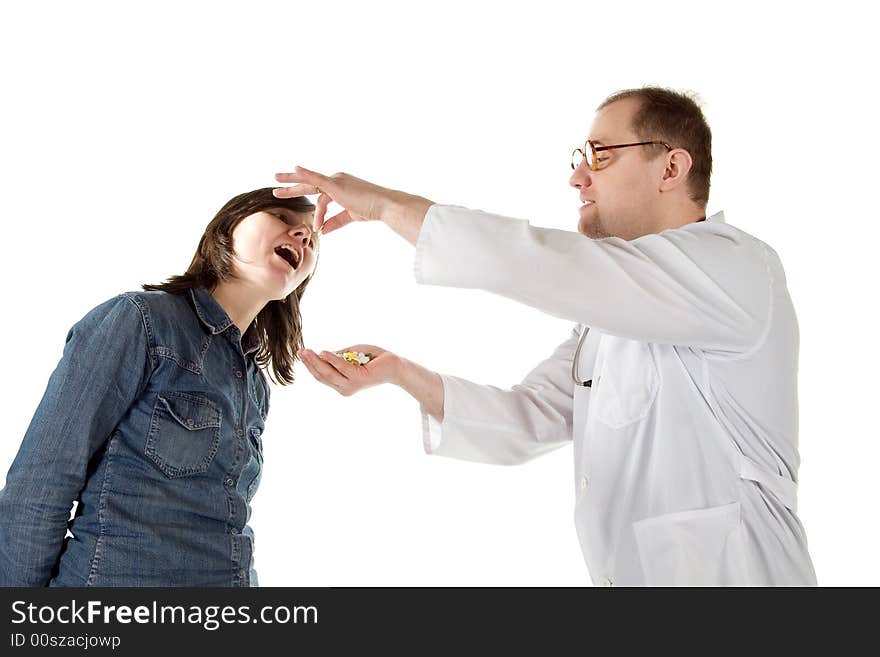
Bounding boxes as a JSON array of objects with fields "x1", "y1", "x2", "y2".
[
  {"x1": 571, "y1": 326, "x2": 595, "y2": 387},
  {"x1": 570, "y1": 219, "x2": 709, "y2": 388}
]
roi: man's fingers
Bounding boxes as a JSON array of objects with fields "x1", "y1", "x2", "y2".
[
  {"x1": 320, "y1": 210, "x2": 355, "y2": 235},
  {"x1": 318, "y1": 352, "x2": 356, "y2": 378},
  {"x1": 274, "y1": 166, "x2": 335, "y2": 199},
  {"x1": 337, "y1": 344, "x2": 381, "y2": 355},
  {"x1": 299, "y1": 350, "x2": 349, "y2": 391},
  {"x1": 273, "y1": 183, "x2": 320, "y2": 199},
  {"x1": 274, "y1": 172, "x2": 304, "y2": 183},
  {"x1": 299, "y1": 352, "x2": 335, "y2": 383},
  {"x1": 315, "y1": 193, "x2": 332, "y2": 231},
  {"x1": 299, "y1": 357, "x2": 331, "y2": 388},
  {"x1": 275, "y1": 166, "x2": 330, "y2": 186}
]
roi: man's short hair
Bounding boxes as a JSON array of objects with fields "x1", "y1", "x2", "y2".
[{"x1": 599, "y1": 87, "x2": 712, "y2": 206}]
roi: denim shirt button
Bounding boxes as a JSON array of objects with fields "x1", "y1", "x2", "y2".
[
  {"x1": 225, "y1": 477, "x2": 235, "y2": 487},
  {"x1": 230, "y1": 527, "x2": 239, "y2": 535},
  {"x1": 185, "y1": 419, "x2": 194, "y2": 428},
  {"x1": 234, "y1": 370, "x2": 243, "y2": 378},
  {"x1": 236, "y1": 428, "x2": 244, "y2": 437}
]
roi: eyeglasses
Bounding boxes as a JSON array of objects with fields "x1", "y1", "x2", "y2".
[{"x1": 571, "y1": 139, "x2": 672, "y2": 171}]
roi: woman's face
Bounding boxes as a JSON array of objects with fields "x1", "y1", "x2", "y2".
[{"x1": 229, "y1": 207, "x2": 317, "y2": 299}]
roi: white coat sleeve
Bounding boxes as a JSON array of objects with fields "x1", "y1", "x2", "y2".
[
  {"x1": 421, "y1": 326, "x2": 578, "y2": 465},
  {"x1": 414, "y1": 205, "x2": 773, "y2": 354}
]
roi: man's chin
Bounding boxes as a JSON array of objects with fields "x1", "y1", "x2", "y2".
[{"x1": 577, "y1": 214, "x2": 609, "y2": 239}]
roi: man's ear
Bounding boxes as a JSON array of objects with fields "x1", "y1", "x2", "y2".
[{"x1": 659, "y1": 148, "x2": 693, "y2": 192}]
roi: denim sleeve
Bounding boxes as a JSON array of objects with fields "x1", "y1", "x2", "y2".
[{"x1": 0, "y1": 294, "x2": 153, "y2": 586}]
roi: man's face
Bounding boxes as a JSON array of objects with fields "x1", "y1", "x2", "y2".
[{"x1": 569, "y1": 98, "x2": 668, "y2": 240}]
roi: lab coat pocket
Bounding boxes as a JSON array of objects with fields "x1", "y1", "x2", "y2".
[
  {"x1": 594, "y1": 340, "x2": 659, "y2": 429},
  {"x1": 145, "y1": 392, "x2": 222, "y2": 478},
  {"x1": 633, "y1": 502, "x2": 746, "y2": 586}
]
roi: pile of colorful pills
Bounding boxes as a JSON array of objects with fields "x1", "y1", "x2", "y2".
[{"x1": 334, "y1": 351, "x2": 373, "y2": 365}]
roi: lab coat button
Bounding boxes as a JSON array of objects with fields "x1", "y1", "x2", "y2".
[
  {"x1": 599, "y1": 577, "x2": 614, "y2": 587},
  {"x1": 580, "y1": 475, "x2": 589, "y2": 490}
]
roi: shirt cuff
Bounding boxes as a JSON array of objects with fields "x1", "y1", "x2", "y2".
[
  {"x1": 413, "y1": 203, "x2": 446, "y2": 285},
  {"x1": 420, "y1": 407, "x2": 443, "y2": 454},
  {"x1": 418, "y1": 372, "x2": 450, "y2": 454}
]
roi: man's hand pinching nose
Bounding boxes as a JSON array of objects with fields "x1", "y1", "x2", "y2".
[
  {"x1": 273, "y1": 166, "x2": 434, "y2": 245},
  {"x1": 273, "y1": 166, "x2": 380, "y2": 235}
]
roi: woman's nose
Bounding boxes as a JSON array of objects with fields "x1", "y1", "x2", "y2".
[{"x1": 289, "y1": 224, "x2": 312, "y2": 247}]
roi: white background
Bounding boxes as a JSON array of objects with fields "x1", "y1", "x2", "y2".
[{"x1": 1, "y1": 1, "x2": 877, "y2": 586}]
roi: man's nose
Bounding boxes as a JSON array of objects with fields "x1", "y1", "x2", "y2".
[
  {"x1": 288, "y1": 224, "x2": 312, "y2": 247},
  {"x1": 569, "y1": 162, "x2": 593, "y2": 189}
]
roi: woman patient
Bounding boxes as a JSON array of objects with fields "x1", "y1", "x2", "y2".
[{"x1": 0, "y1": 188, "x2": 317, "y2": 586}]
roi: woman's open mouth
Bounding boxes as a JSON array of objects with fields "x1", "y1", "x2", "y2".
[{"x1": 274, "y1": 244, "x2": 301, "y2": 270}]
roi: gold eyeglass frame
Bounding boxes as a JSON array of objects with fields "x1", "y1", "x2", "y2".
[{"x1": 571, "y1": 139, "x2": 673, "y2": 171}]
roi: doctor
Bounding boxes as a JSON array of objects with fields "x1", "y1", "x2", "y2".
[{"x1": 275, "y1": 86, "x2": 817, "y2": 586}]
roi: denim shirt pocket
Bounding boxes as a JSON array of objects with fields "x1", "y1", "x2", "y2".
[{"x1": 145, "y1": 392, "x2": 222, "y2": 478}]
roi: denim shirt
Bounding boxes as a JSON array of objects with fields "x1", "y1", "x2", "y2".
[{"x1": 0, "y1": 287, "x2": 270, "y2": 586}]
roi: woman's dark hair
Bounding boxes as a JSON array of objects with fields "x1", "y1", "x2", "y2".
[{"x1": 143, "y1": 187, "x2": 317, "y2": 385}]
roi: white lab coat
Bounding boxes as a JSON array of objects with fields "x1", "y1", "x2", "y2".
[{"x1": 414, "y1": 205, "x2": 817, "y2": 586}]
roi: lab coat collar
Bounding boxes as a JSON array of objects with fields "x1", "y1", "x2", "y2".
[{"x1": 706, "y1": 210, "x2": 726, "y2": 223}]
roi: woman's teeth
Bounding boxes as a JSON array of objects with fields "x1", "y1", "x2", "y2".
[{"x1": 274, "y1": 245, "x2": 299, "y2": 269}]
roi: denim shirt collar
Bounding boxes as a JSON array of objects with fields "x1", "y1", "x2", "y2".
[{"x1": 189, "y1": 287, "x2": 260, "y2": 355}]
